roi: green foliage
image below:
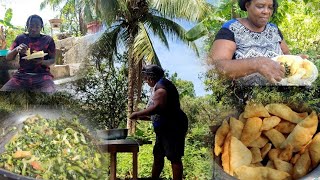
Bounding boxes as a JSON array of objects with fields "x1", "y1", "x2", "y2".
[
  {"x1": 4, "y1": 27, "x2": 24, "y2": 49},
  {"x1": 169, "y1": 72, "x2": 196, "y2": 98},
  {"x1": 203, "y1": 0, "x2": 320, "y2": 56},
  {"x1": 0, "y1": 8, "x2": 24, "y2": 49},
  {"x1": 117, "y1": 124, "x2": 212, "y2": 179},
  {"x1": 74, "y1": 57, "x2": 128, "y2": 129},
  {"x1": 0, "y1": 8, "x2": 14, "y2": 28},
  {"x1": 275, "y1": 0, "x2": 320, "y2": 54}
]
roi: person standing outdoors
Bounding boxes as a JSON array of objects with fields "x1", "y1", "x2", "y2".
[{"x1": 130, "y1": 65, "x2": 188, "y2": 180}]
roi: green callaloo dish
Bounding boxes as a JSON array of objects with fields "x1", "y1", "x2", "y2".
[{"x1": 0, "y1": 115, "x2": 108, "y2": 180}]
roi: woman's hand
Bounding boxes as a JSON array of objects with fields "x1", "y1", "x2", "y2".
[
  {"x1": 15, "y1": 43, "x2": 28, "y2": 54},
  {"x1": 129, "y1": 112, "x2": 139, "y2": 120},
  {"x1": 298, "y1": 54, "x2": 309, "y2": 59},
  {"x1": 258, "y1": 57, "x2": 285, "y2": 83}
]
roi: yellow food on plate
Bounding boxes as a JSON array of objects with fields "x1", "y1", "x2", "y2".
[
  {"x1": 23, "y1": 48, "x2": 47, "y2": 60},
  {"x1": 274, "y1": 55, "x2": 318, "y2": 85},
  {"x1": 301, "y1": 60, "x2": 313, "y2": 78}
]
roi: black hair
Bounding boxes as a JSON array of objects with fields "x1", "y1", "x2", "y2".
[
  {"x1": 238, "y1": 0, "x2": 278, "y2": 14},
  {"x1": 142, "y1": 65, "x2": 164, "y2": 82},
  {"x1": 25, "y1": 14, "x2": 44, "y2": 31}
]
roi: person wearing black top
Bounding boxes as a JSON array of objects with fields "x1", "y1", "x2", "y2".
[{"x1": 130, "y1": 65, "x2": 188, "y2": 180}]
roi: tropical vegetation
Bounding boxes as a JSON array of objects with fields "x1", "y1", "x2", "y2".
[{"x1": 1, "y1": 0, "x2": 320, "y2": 179}]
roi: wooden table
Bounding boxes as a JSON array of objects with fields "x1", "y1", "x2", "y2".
[{"x1": 98, "y1": 139, "x2": 140, "y2": 180}]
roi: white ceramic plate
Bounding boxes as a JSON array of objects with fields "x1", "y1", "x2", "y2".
[{"x1": 272, "y1": 55, "x2": 318, "y2": 86}]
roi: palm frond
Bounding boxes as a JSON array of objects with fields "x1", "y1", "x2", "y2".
[
  {"x1": 144, "y1": 14, "x2": 169, "y2": 49},
  {"x1": 147, "y1": 15, "x2": 199, "y2": 56},
  {"x1": 96, "y1": 0, "x2": 130, "y2": 25},
  {"x1": 133, "y1": 22, "x2": 161, "y2": 66},
  {"x1": 149, "y1": 0, "x2": 212, "y2": 22},
  {"x1": 185, "y1": 20, "x2": 208, "y2": 41},
  {"x1": 91, "y1": 25, "x2": 126, "y2": 70},
  {"x1": 39, "y1": 0, "x2": 65, "y2": 11}
]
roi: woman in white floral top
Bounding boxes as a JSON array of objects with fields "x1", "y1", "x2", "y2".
[{"x1": 208, "y1": 0, "x2": 290, "y2": 86}]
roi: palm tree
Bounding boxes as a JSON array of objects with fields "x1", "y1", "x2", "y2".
[{"x1": 91, "y1": 0, "x2": 211, "y2": 134}]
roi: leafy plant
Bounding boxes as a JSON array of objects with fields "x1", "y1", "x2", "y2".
[
  {"x1": 0, "y1": 8, "x2": 24, "y2": 49},
  {"x1": 74, "y1": 55, "x2": 128, "y2": 129}
]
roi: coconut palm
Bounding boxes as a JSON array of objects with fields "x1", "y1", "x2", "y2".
[{"x1": 91, "y1": 0, "x2": 211, "y2": 134}]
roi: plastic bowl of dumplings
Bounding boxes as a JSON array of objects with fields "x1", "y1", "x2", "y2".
[
  {"x1": 212, "y1": 102, "x2": 320, "y2": 180},
  {"x1": 272, "y1": 55, "x2": 318, "y2": 86}
]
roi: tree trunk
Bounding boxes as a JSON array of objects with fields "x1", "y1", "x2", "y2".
[
  {"x1": 78, "y1": 9, "x2": 87, "y2": 35},
  {"x1": 127, "y1": 35, "x2": 136, "y2": 135},
  {"x1": 134, "y1": 60, "x2": 143, "y2": 111}
]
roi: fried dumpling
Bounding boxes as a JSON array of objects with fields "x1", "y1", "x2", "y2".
[
  {"x1": 309, "y1": 132, "x2": 320, "y2": 168},
  {"x1": 241, "y1": 117, "x2": 262, "y2": 146},
  {"x1": 230, "y1": 136, "x2": 252, "y2": 175},
  {"x1": 230, "y1": 117, "x2": 244, "y2": 140},
  {"x1": 261, "y1": 143, "x2": 272, "y2": 159},
  {"x1": 274, "y1": 158, "x2": 293, "y2": 174},
  {"x1": 250, "y1": 147, "x2": 263, "y2": 163},
  {"x1": 280, "y1": 111, "x2": 318, "y2": 152},
  {"x1": 248, "y1": 135, "x2": 269, "y2": 148},
  {"x1": 221, "y1": 133, "x2": 231, "y2": 174},
  {"x1": 293, "y1": 150, "x2": 311, "y2": 179},
  {"x1": 263, "y1": 129, "x2": 286, "y2": 149},
  {"x1": 275, "y1": 121, "x2": 296, "y2": 134},
  {"x1": 214, "y1": 120, "x2": 230, "y2": 156},
  {"x1": 265, "y1": 103, "x2": 308, "y2": 123},
  {"x1": 243, "y1": 102, "x2": 270, "y2": 118},
  {"x1": 234, "y1": 166, "x2": 291, "y2": 180},
  {"x1": 261, "y1": 116, "x2": 281, "y2": 131}
]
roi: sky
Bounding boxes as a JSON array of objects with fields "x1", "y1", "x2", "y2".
[{"x1": 0, "y1": 0, "x2": 210, "y2": 96}]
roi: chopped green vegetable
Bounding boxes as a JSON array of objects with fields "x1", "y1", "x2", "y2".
[{"x1": 0, "y1": 115, "x2": 108, "y2": 179}]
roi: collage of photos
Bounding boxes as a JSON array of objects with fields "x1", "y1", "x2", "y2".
[{"x1": 0, "y1": 0, "x2": 319, "y2": 180}]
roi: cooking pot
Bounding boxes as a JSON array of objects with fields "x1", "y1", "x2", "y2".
[
  {"x1": 95, "y1": 128, "x2": 128, "y2": 140},
  {"x1": 0, "y1": 106, "x2": 92, "y2": 180}
]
